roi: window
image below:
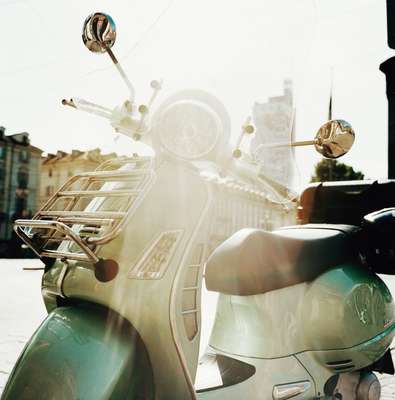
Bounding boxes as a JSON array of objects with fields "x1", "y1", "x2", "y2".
[
  {"x1": 49, "y1": 168, "x2": 52, "y2": 178},
  {"x1": 0, "y1": 166, "x2": 5, "y2": 182},
  {"x1": 17, "y1": 167, "x2": 29, "y2": 189},
  {"x1": 19, "y1": 150, "x2": 29, "y2": 163},
  {"x1": 0, "y1": 147, "x2": 6, "y2": 159},
  {"x1": 45, "y1": 186, "x2": 54, "y2": 196},
  {"x1": 15, "y1": 196, "x2": 27, "y2": 214}
]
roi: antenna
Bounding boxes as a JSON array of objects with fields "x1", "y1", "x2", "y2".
[{"x1": 328, "y1": 67, "x2": 334, "y2": 120}]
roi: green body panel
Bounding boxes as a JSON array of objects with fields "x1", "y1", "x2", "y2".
[
  {"x1": 205, "y1": 265, "x2": 395, "y2": 398},
  {"x1": 34, "y1": 157, "x2": 394, "y2": 399},
  {"x1": 38, "y1": 158, "x2": 297, "y2": 399},
  {"x1": 195, "y1": 350, "x2": 316, "y2": 400},
  {"x1": 210, "y1": 264, "x2": 395, "y2": 360},
  {"x1": 41, "y1": 160, "x2": 217, "y2": 399},
  {"x1": 313, "y1": 321, "x2": 395, "y2": 368},
  {"x1": 1, "y1": 304, "x2": 154, "y2": 400},
  {"x1": 302, "y1": 265, "x2": 395, "y2": 350},
  {"x1": 296, "y1": 323, "x2": 395, "y2": 394}
]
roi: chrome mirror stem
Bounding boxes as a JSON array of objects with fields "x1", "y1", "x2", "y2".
[
  {"x1": 257, "y1": 139, "x2": 317, "y2": 149},
  {"x1": 105, "y1": 45, "x2": 136, "y2": 102},
  {"x1": 254, "y1": 120, "x2": 355, "y2": 159}
]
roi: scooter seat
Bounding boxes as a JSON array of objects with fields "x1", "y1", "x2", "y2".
[{"x1": 205, "y1": 225, "x2": 359, "y2": 296}]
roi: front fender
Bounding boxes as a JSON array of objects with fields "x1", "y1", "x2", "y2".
[{"x1": 1, "y1": 303, "x2": 154, "y2": 400}]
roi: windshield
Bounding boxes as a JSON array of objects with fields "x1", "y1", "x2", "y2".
[{"x1": 0, "y1": 0, "x2": 389, "y2": 190}]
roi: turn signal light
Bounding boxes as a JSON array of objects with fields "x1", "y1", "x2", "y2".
[{"x1": 273, "y1": 381, "x2": 311, "y2": 400}]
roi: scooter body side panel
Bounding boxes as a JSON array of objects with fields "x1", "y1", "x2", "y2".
[
  {"x1": 209, "y1": 264, "x2": 395, "y2": 360},
  {"x1": 209, "y1": 281, "x2": 307, "y2": 357},
  {"x1": 296, "y1": 322, "x2": 395, "y2": 390},
  {"x1": 1, "y1": 304, "x2": 154, "y2": 400},
  {"x1": 302, "y1": 265, "x2": 395, "y2": 351},
  {"x1": 196, "y1": 350, "x2": 315, "y2": 400},
  {"x1": 40, "y1": 158, "x2": 297, "y2": 400},
  {"x1": 56, "y1": 160, "x2": 211, "y2": 399}
]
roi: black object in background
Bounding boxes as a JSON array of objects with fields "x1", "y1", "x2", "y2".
[
  {"x1": 387, "y1": 0, "x2": 395, "y2": 49},
  {"x1": 382, "y1": 2, "x2": 395, "y2": 178},
  {"x1": 380, "y1": 57, "x2": 395, "y2": 179},
  {"x1": 299, "y1": 180, "x2": 395, "y2": 225}
]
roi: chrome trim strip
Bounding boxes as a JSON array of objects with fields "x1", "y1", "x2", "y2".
[
  {"x1": 14, "y1": 219, "x2": 100, "y2": 263},
  {"x1": 57, "y1": 189, "x2": 140, "y2": 197},
  {"x1": 169, "y1": 181, "x2": 212, "y2": 400},
  {"x1": 272, "y1": 381, "x2": 311, "y2": 400}
]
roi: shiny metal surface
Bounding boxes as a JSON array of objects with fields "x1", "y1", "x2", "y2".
[
  {"x1": 357, "y1": 372, "x2": 381, "y2": 400},
  {"x1": 45, "y1": 158, "x2": 296, "y2": 400},
  {"x1": 82, "y1": 12, "x2": 116, "y2": 53},
  {"x1": 14, "y1": 156, "x2": 155, "y2": 263},
  {"x1": 14, "y1": 219, "x2": 100, "y2": 263},
  {"x1": 314, "y1": 119, "x2": 355, "y2": 158},
  {"x1": 302, "y1": 265, "x2": 395, "y2": 352},
  {"x1": 0, "y1": 305, "x2": 154, "y2": 400},
  {"x1": 209, "y1": 265, "x2": 395, "y2": 359},
  {"x1": 272, "y1": 380, "x2": 311, "y2": 400},
  {"x1": 196, "y1": 353, "x2": 315, "y2": 399},
  {"x1": 59, "y1": 160, "x2": 210, "y2": 400}
]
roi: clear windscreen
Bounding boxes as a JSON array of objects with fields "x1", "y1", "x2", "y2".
[
  {"x1": 1, "y1": 0, "x2": 387, "y2": 187},
  {"x1": 118, "y1": 0, "x2": 383, "y2": 187}
]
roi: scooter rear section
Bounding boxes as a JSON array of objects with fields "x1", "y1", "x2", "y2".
[
  {"x1": 1, "y1": 303, "x2": 154, "y2": 400},
  {"x1": 203, "y1": 225, "x2": 395, "y2": 399},
  {"x1": 201, "y1": 271, "x2": 394, "y2": 399}
]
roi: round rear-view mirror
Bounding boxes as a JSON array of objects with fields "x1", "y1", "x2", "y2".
[
  {"x1": 314, "y1": 119, "x2": 355, "y2": 158},
  {"x1": 82, "y1": 12, "x2": 116, "y2": 53}
]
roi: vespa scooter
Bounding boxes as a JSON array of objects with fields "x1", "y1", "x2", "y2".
[{"x1": 2, "y1": 12, "x2": 395, "y2": 400}]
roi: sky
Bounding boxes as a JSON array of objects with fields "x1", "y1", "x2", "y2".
[{"x1": 0, "y1": 0, "x2": 392, "y2": 187}]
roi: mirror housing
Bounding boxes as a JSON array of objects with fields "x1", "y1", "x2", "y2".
[
  {"x1": 82, "y1": 12, "x2": 116, "y2": 53},
  {"x1": 314, "y1": 119, "x2": 355, "y2": 158}
]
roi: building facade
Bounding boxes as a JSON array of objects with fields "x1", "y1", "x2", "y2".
[
  {"x1": 250, "y1": 79, "x2": 295, "y2": 187},
  {"x1": 0, "y1": 127, "x2": 42, "y2": 243},
  {"x1": 40, "y1": 148, "x2": 116, "y2": 208}
]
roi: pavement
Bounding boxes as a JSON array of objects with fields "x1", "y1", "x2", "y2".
[
  {"x1": 0, "y1": 259, "x2": 46, "y2": 394},
  {"x1": 0, "y1": 259, "x2": 395, "y2": 398}
]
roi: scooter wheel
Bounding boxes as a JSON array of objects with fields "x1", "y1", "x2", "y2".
[{"x1": 356, "y1": 372, "x2": 381, "y2": 400}]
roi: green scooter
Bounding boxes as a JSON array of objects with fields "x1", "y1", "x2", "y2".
[{"x1": 2, "y1": 13, "x2": 395, "y2": 400}]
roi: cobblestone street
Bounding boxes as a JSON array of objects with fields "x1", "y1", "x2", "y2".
[
  {"x1": 379, "y1": 372, "x2": 395, "y2": 399},
  {"x1": 0, "y1": 259, "x2": 46, "y2": 394},
  {"x1": 1, "y1": 260, "x2": 395, "y2": 398}
]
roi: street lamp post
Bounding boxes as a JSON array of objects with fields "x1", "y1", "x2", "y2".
[{"x1": 380, "y1": 1, "x2": 395, "y2": 179}]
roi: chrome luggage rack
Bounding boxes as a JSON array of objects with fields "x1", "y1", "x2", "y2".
[{"x1": 14, "y1": 156, "x2": 155, "y2": 264}]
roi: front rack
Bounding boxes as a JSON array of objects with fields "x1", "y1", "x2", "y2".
[{"x1": 14, "y1": 156, "x2": 155, "y2": 263}]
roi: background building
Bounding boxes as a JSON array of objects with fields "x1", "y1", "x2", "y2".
[
  {"x1": 250, "y1": 79, "x2": 295, "y2": 188},
  {"x1": 40, "y1": 148, "x2": 116, "y2": 207},
  {"x1": 0, "y1": 126, "x2": 42, "y2": 253}
]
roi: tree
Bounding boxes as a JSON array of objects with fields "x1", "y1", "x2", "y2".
[{"x1": 310, "y1": 159, "x2": 364, "y2": 182}]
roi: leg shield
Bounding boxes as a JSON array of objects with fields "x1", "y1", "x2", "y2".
[{"x1": 1, "y1": 303, "x2": 154, "y2": 400}]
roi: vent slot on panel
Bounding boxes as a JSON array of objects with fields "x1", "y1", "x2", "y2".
[
  {"x1": 326, "y1": 360, "x2": 355, "y2": 372},
  {"x1": 128, "y1": 230, "x2": 184, "y2": 279},
  {"x1": 182, "y1": 243, "x2": 205, "y2": 340}
]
